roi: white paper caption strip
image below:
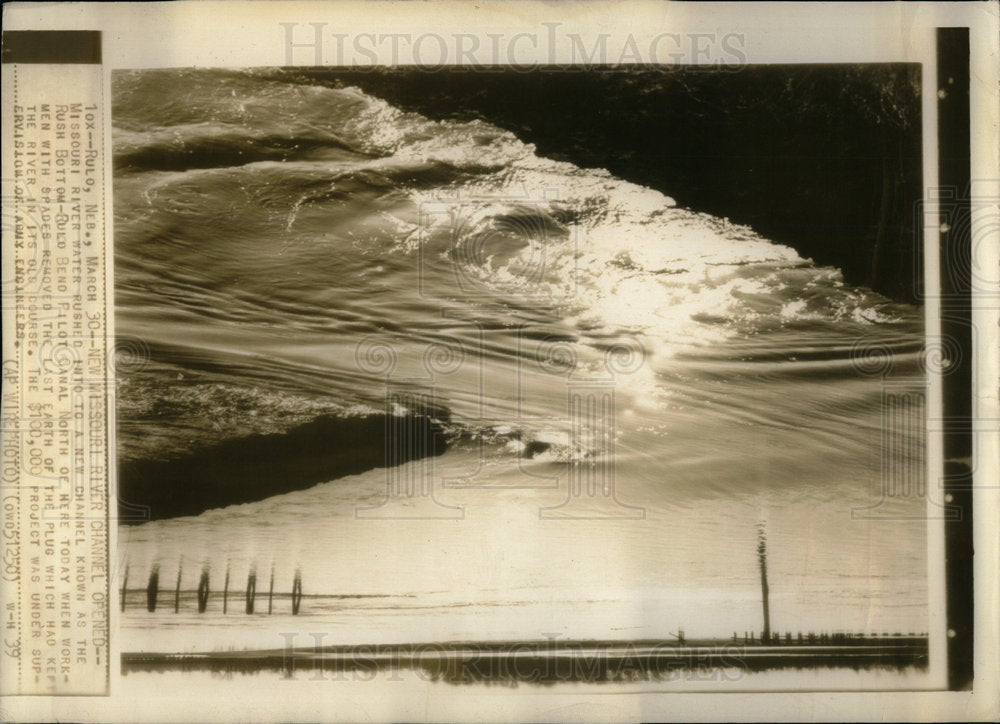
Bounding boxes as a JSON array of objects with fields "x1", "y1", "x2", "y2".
[{"x1": 2, "y1": 57, "x2": 111, "y2": 696}]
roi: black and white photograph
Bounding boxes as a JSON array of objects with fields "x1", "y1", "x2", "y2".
[
  {"x1": 113, "y1": 61, "x2": 933, "y2": 682},
  {"x1": 1, "y1": 2, "x2": 998, "y2": 721}
]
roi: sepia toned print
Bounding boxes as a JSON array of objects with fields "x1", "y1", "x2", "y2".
[
  {"x1": 112, "y1": 64, "x2": 929, "y2": 684},
  {"x1": 2, "y1": 3, "x2": 998, "y2": 722}
]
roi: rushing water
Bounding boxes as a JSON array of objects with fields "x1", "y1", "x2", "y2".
[{"x1": 112, "y1": 68, "x2": 928, "y2": 655}]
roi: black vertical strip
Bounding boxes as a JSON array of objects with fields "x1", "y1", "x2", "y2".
[{"x1": 936, "y1": 26, "x2": 973, "y2": 691}]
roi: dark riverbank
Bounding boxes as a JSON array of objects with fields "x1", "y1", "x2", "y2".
[
  {"x1": 118, "y1": 412, "x2": 447, "y2": 522},
  {"x1": 269, "y1": 65, "x2": 923, "y2": 303},
  {"x1": 122, "y1": 635, "x2": 929, "y2": 683}
]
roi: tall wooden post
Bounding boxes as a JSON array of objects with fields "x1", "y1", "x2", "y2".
[{"x1": 757, "y1": 524, "x2": 771, "y2": 642}]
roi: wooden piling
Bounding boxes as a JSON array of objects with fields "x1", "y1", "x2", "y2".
[
  {"x1": 223, "y1": 567, "x2": 230, "y2": 614},
  {"x1": 246, "y1": 569, "x2": 256, "y2": 615},
  {"x1": 292, "y1": 570, "x2": 302, "y2": 615},
  {"x1": 268, "y1": 567, "x2": 274, "y2": 615},
  {"x1": 174, "y1": 558, "x2": 183, "y2": 613},
  {"x1": 146, "y1": 566, "x2": 159, "y2": 612},
  {"x1": 121, "y1": 564, "x2": 129, "y2": 613},
  {"x1": 197, "y1": 569, "x2": 210, "y2": 613}
]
